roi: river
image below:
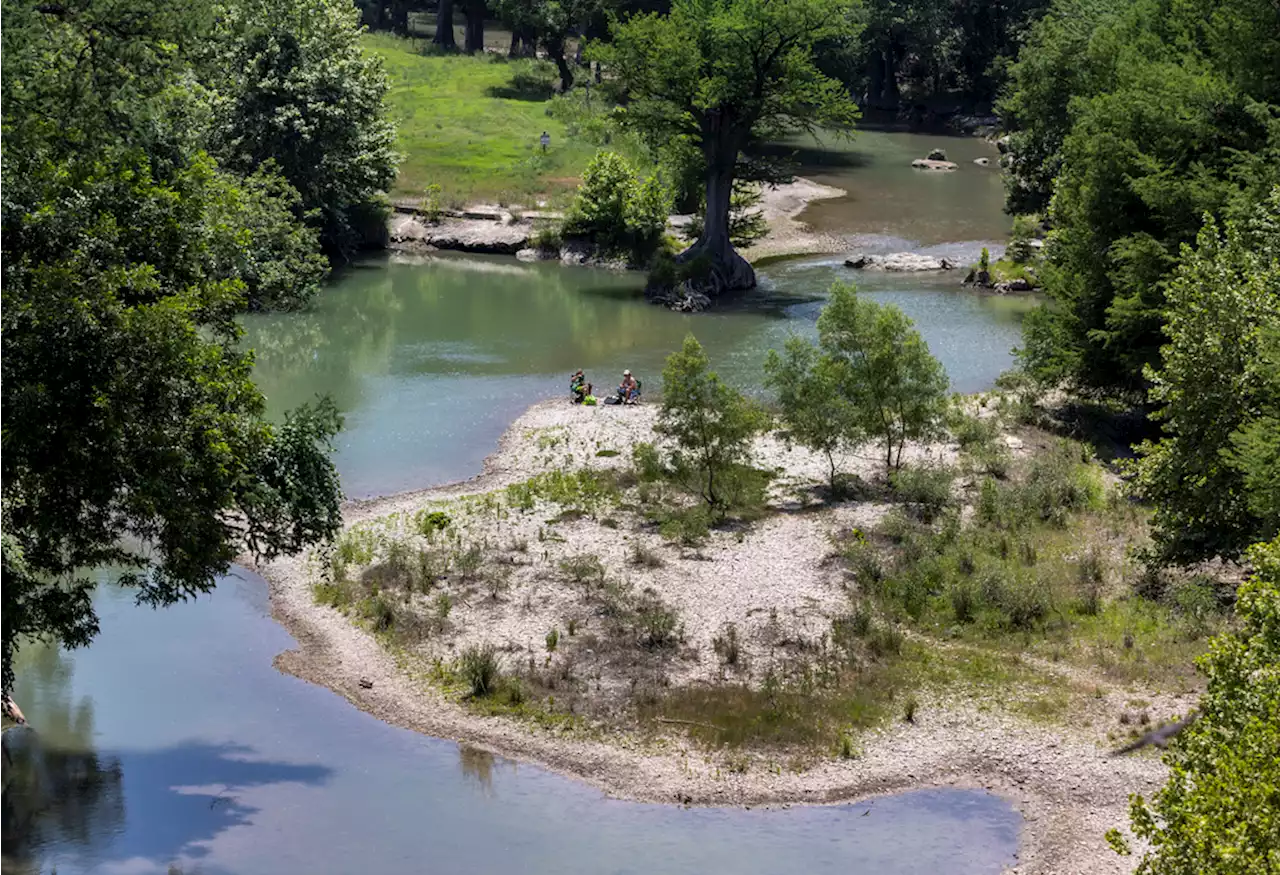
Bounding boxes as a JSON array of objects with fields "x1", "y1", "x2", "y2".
[{"x1": 2, "y1": 128, "x2": 1032, "y2": 875}]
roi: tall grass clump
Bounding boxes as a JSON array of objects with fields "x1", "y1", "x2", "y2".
[{"x1": 459, "y1": 644, "x2": 501, "y2": 698}]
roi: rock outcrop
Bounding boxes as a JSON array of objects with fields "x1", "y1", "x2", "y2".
[
  {"x1": 844, "y1": 252, "x2": 958, "y2": 272},
  {"x1": 388, "y1": 214, "x2": 530, "y2": 254},
  {"x1": 911, "y1": 158, "x2": 959, "y2": 171},
  {"x1": 993, "y1": 278, "x2": 1034, "y2": 293}
]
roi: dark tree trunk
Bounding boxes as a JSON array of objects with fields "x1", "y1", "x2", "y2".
[
  {"x1": 510, "y1": 26, "x2": 536, "y2": 57},
  {"x1": 673, "y1": 115, "x2": 755, "y2": 296},
  {"x1": 882, "y1": 45, "x2": 901, "y2": 109},
  {"x1": 547, "y1": 37, "x2": 573, "y2": 92},
  {"x1": 433, "y1": 0, "x2": 457, "y2": 50},
  {"x1": 464, "y1": 1, "x2": 484, "y2": 53},
  {"x1": 390, "y1": 0, "x2": 409, "y2": 35}
]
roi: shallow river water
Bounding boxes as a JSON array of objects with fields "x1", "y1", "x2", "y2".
[{"x1": 3, "y1": 128, "x2": 1032, "y2": 875}]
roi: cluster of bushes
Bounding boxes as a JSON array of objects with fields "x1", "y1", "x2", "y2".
[{"x1": 562, "y1": 150, "x2": 672, "y2": 263}]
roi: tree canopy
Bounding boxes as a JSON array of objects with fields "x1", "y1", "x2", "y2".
[
  {"x1": 1110, "y1": 535, "x2": 1280, "y2": 873},
  {"x1": 596, "y1": 0, "x2": 860, "y2": 296},
  {"x1": 658, "y1": 335, "x2": 767, "y2": 508},
  {"x1": 0, "y1": 0, "x2": 375, "y2": 695},
  {"x1": 1132, "y1": 192, "x2": 1280, "y2": 564},
  {"x1": 206, "y1": 0, "x2": 399, "y2": 258},
  {"x1": 1005, "y1": 0, "x2": 1280, "y2": 392}
]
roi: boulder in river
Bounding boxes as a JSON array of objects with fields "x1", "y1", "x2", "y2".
[
  {"x1": 911, "y1": 158, "x2": 958, "y2": 171},
  {"x1": 390, "y1": 214, "x2": 530, "y2": 255},
  {"x1": 993, "y1": 278, "x2": 1034, "y2": 294},
  {"x1": 844, "y1": 252, "x2": 957, "y2": 272},
  {"x1": 927, "y1": 148, "x2": 948, "y2": 161},
  {"x1": 973, "y1": 157, "x2": 991, "y2": 166}
]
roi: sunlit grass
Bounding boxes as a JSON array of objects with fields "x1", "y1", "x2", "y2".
[{"x1": 364, "y1": 33, "x2": 605, "y2": 204}]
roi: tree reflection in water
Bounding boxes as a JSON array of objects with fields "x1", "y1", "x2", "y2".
[{"x1": 2, "y1": 643, "x2": 125, "y2": 872}]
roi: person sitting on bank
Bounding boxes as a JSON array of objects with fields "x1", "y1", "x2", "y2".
[
  {"x1": 570, "y1": 369, "x2": 592, "y2": 404},
  {"x1": 617, "y1": 369, "x2": 640, "y2": 405}
]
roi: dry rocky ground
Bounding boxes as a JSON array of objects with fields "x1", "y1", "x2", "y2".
[{"x1": 255, "y1": 399, "x2": 1207, "y2": 875}]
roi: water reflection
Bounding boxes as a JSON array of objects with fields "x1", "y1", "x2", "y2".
[
  {"x1": 779, "y1": 128, "x2": 1012, "y2": 246},
  {"x1": 3, "y1": 570, "x2": 1019, "y2": 875},
  {"x1": 241, "y1": 253, "x2": 1032, "y2": 497},
  {"x1": 3, "y1": 640, "x2": 333, "y2": 875},
  {"x1": 458, "y1": 744, "x2": 498, "y2": 797}
]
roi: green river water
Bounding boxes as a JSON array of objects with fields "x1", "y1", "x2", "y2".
[{"x1": 2, "y1": 128, "x2": 1031, "y2": 875}]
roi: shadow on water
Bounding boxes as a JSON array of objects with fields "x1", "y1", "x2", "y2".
[
  {"x1": 753, "y1": 139, "x2": 869, "y2": 170},
  {"x1": 3, "y1": 737, "x2": 330, "y2": 873}
]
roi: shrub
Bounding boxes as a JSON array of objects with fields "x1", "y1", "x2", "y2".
[
  {"x1": 453, "y1": 543, "x2": 484, "y2": 580},
  {"x1": 867, "y1": 622, "x2": 904, "y2": 659},
  {"x1": 559, "y1": 553, "x2": 606, "y2": 586},
  {"x1": 949, "y1": 578, "x2": 980, "y2": 623},
  {"x1": 1019, "y1": 440, "x2": 1104, "y2": 524},
  {"x1": 998, "y1": 578, "x2": 1051, "y2": 630},
  {"x1": 949, "y1": 408, "x2": 1001, "y2": 450},
  {"x1": 414, "y1": 510, "x2": 452, "y2": 539},
  {"x1": 632, "y1": 442, "x2": 666, "y2": 483},
  {"x1": 458, "y1": 645, "x2": 501, "y2": 698},
  {"x1": 629, "y1": 541, "x2": 665, "y2": 568},
  {"x1": 362, "y1": 592, "x2": 396, "y2": 631},
  {"x1": 563, "y1": 151, "x2": 671, "y2": 260},
  {"x1": 634, "y1": 594, "x2": 679, "y2": 648},
  {"x1": 976, "y1": 477, "x2": 1003, "y2": 525},
  {"x1": 433, "y1": 592, "x2": 453, "y2": 626},
  {"x1": 545, "y1": 628, "x2": 560, "y2": 652},
  {"x1": 419, "y1": 183, "x2": 444, "y2": 222},
  {"x1": 712, "y1": 622, "x2": 741, "y2": 666},
  {"x1": 658, "y1": 335, "x2": 767, "y2": 509},
  {"x1": 656, "y1": 504, "x2": 712, "y2": 546},
  {"x1": 890, "y1": 465, "x2": 955, "y2": 522}
]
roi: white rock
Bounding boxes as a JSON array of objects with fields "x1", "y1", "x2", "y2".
[{"x1": 911, "y1": 158, "x2": 959, "y2": 171}]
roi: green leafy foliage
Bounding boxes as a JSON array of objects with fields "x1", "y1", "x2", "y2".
[
  {"x1": 207, "y1": 0, "x2": 399, "y2": 257},
  {"x1": 764, "y1": 335, "x2": 862, "y2": 489},
  {"x1": 1008, "y1": 0, "x2": 1280, "y2": 391},
  {"x1": 1114, "y1": 536, "x2": 1280, "y2": 874},
  {"x1": 816, "y1": 283, "x2": 950, "y2": 473},
  {"x1": 658, "y1": 335, "x2": 767, "y2": 509},
  {"x1": 595, "y1": 0, "x2": 860, "y2": 290},
  {"x1": 765, "y1": 284, "x2": 948, "y2": 479},
  {"x1": 562, "y1": 150, "x2": 670, "y2": 260},
  {"x1": 0, "y1": 0, "x2": 353, "y2": 696},
  {"x1": 1133, "y1": 194, "x2": 1280, "y2": 564}
]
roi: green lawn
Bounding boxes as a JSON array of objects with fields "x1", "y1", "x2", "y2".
[{"x1": 365, "y1": 33, "x2": 605, "y2": 206}]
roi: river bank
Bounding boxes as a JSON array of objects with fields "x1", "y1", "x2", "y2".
[
  {"x1": 387, "y1": 176, "x2": 852, "y2": 265},
  {"x1": 253, "y1": 398, "x2": 1191, "y2": 875}
]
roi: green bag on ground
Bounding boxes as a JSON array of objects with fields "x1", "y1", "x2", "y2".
[{"x1": 584, "y1": 395, "x2": 597, "y2": 406}]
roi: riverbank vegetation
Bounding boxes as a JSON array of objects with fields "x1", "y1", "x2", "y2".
[
  {"x1": 0, "y1": 0, "x2": 392, "y2": 694},
  {"x1": 307, "y1": 286, "x2": 1229, "y2": 765},
  {"x1": 994, "y1": 1, "x2": 1280, "y2": 867}
]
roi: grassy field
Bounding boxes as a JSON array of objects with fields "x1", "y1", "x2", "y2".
[{"x1": 365, "y1": 33, "x2": 612, "y2": 206}]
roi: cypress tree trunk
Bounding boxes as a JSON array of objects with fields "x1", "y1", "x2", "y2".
[
  {"x1": 547, "y1": 37, "x2": 574, "y2": 92},
  {"x1": 433, "y1": 0, "x2": 457, "y2": 50},
  {"x1": 390, "y1": 0, "x2": 409, "y2": 35},
  {"x1": 464, "y1": 1, "x2": 485, "y2": 53},
  {"x1": 672, "y1": 112, "x2": 754, "y2": 296}
]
